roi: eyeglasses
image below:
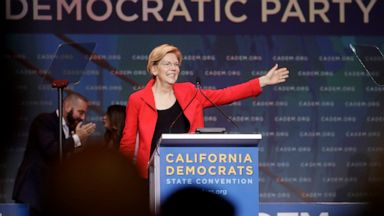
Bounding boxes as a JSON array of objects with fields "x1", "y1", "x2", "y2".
[{"x1": 158, "y1": 61, "x2": 180, "y2": 68}]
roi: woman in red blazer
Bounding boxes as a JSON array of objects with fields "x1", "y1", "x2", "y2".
[{"x1": 120, "y1": 44, "x2": 289, "y2": 178}]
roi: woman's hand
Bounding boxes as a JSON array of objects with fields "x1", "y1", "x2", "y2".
[{"x1": 259, "y1": 64, "x2": 289, "y2": 87}]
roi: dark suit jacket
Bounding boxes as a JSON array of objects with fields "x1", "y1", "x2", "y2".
[{"x1": 12, "y1": 112, "x2": 76, "y2": 210}]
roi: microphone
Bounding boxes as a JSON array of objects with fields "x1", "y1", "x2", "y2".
[
  {"x1": 168, "y1": 80, "x2": 199, "y2": 133},
  {"x1": 196, "y1": 76, "x2": 201, "y2": 88},
  {"x1": 196, "y1": 77, "x2": 239, "y2": 129}
]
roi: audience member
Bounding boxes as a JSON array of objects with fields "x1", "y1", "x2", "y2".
[
  {"x1": 42, "y1": 146, "x2": 150, "y2": 216},
  {"x1": 160, "y1": 186, "x2": 235, "y2": 216}
]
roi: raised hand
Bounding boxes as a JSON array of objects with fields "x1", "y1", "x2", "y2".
[{"x1": 259, "y1": 64, "x2": 289, "y2": 87}]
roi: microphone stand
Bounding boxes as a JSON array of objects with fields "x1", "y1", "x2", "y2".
[
  {"x1": 196, "y1": 81, "x2": 240, "y2": 129},
  {"x1": 51, "y1": 80, "x2": 69, "y2": 162},
  {"x1": 151, "y1": 83, "x2": 200, "y2": 160}
]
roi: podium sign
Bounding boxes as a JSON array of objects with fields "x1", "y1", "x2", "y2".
[{"x1": 149, "y1": 134, "x2": 261, "y2": 216}]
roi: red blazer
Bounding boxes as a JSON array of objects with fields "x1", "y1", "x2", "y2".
[{"x1": 120, "y1": 78, "x2": 262, "y2": 178}]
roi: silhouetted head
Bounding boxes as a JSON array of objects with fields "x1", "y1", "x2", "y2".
[
  {"x1": 42, "y1": 147, "x2": 150, "y2": 216},
  {"x1": 160, "y1": 186, "x2": 235, "y2": 216}
]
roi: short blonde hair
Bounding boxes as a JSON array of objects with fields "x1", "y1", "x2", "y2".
[{"x1": 146, "y1": 44, "x2": 182, "y2": 75}]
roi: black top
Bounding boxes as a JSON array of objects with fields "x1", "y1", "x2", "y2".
[{"x1": 151, "y1": 101, "x2": 190, "y2": 156}]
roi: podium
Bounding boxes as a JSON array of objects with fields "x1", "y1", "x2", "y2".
[{"x1": 149, "y1": 133, "x2": 261, "y2": 216}]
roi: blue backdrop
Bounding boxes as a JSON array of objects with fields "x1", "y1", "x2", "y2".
[{"x1": 2, "y1": 0, "x2": 384, "y2": 204}]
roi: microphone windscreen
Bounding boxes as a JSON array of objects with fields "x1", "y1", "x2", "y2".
[{"x1": 196, "y1": 76, "x2": 201, "y2": 85}]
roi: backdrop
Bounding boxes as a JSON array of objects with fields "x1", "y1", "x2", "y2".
[{"x1": 2, "y1": 0, "x2": 384, "y2": 203}]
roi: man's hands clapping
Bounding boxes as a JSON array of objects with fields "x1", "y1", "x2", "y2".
[{"x1": 75, "y1": 122, "x2": 96, "y2": 144}]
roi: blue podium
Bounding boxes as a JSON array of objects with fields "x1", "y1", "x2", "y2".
[{"x1": 149, "y1": 133, "x2": 261, "y2": 216}]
